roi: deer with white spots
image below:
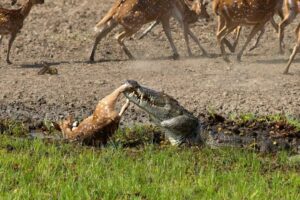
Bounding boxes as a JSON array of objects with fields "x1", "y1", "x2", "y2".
[
  {"x1": 223, "y1": 0, "x2": 284, "y2": 53},
  {"x1": 89, "y1": 0, "x2": 209, "y2": 62},
  {"x1": 138, "y1": 0, "x2": 210, "y2": 56},
  {"x1": 213, "y1": 0, "x2": 282, "y2": 62},
  {"x1": 278, "y1": 0, "x2": 300, "y2": 54},
  {"x1": 59, "y1": 83, "x2": 131, "y2": 145},
  {"x1": 0, "y1": 0, "x2": 44, "y2": 64}
]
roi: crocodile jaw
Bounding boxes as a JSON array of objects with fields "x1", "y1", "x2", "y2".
[{"x1": 123, "y1": 80, "x2": 202, "y2": 146}]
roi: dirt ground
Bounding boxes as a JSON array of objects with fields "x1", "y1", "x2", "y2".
[{"x1": 0, "y1": 0, "x2": 300, "y2": 127}]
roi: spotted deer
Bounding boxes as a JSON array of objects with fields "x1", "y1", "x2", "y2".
[
  {"x1": 0, "y1": 0, "x2": 44, "y2": 64},
  {"x1": 89, "y1": 0, "x2": 209, "y2": 62},
  {"x1": 138, "y1": 0, "x2": 210, "y2": 56},
  {"x1": 278, "y1": 0, "x2": 300, "y2": 53},
  {"x1": 59, "y1": 83, "x2": 131, "y2": 145},
  {"x1": 213, "y1": 0, "x2": 282, "y2": 62},
  {"x1": 224, "y1": 0, "x2": 284, "y2": 53}
]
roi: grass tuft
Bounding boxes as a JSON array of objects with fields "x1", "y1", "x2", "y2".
[{"x1": 0, "y1": 120, "x2": 29, "y2": 137}]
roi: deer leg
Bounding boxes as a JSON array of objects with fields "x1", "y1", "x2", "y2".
[
  {"x1": 217, "y1": 16, "x2": 236, "y2": 53},
  {"x1": 278, "y1": 12, "x2": 296, "y2": 54},
  {"x1": 183, "y1": 23, "x2": 193, "y2": 57},
  {"x1": 249, "y1": 27, "x2": 265, "y2": 52},
  {"x1": 171, "y1": 6, "x2": 193, "y2": 57},
  {"x1": 220, "y1": 27, "x2": 241, "y2": 53},
  {"x1": 0, "y1": 35, "x2": 2, "y2": 46},
  {"x1": 230, "y1": 26, "x2": 242, "y2": 52},
  {"x1": 217, "y1": 26, "x2": 230, "y2": 62},
  {"x1": 161, "y1": 18, "x2": 179, "y2": 59},
  {"x1": 270, "y1": 17, "x2": 279, "y2": 33},
  {"x1": 139, "y1": 21, "x2": 159, "y2": 40},
  {"x1": 237, "y1": 23, "x2": 265, "y2": 62},
  {"x1": 187, "y1": 29, "x2": 208, "y2": 56},
  {"x1": 116, "y1": 30, "x2": 135, "y2": 60},
  {"x1": 6, "y1": 33, "x2": 17, "y2": 65},
  {"x1": 217, "y1": 24, "x2": 238, "y2": 62},
  {"x1": 89, "y1": 20, "x2": 117, "y2": 62},
  {"x1": 119, "y1": 99, "x2": 130, "y2": 117},
  {"x1": 284, "y1": 24, "x2": 300, "y2": 74},
  {"x1": 216, "y1": 16, "x2": 239, "y2": 61}
]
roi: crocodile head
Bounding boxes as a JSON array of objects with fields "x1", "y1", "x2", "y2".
[{"x1": 123, "y1": 80, "x2": 202, "y2": 145}]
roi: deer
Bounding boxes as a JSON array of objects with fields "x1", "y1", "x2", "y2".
[
  {"x1": 141, "y1": 1, "x2": 284, "y2": 54},
  {"x1": 0, "y1": 0, "x2": 44, "y2": 64},
  {"x1": 224, "y1": 0, "x2": 284, "y2": 53},
  {"x1": 138, "y1": 0, "x2": 210, "y2": 56},
  {"x1": 278, "y1": 0, "x2": 300, "y2": 54},
  {"x1": 59, "y1": 83, "x2": 131, "y2": 145},
  {"x1": 89, "y1": 0, "x2": 209, "y2": 62},
  {"x1": 213, "y1": 0, "x2": 282, "y2": 62}
]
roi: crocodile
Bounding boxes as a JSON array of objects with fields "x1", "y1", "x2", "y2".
[
  {"x1": 123, "y1": 80, "x2": 300, "y2": 151},
  {"x1": 123, "y1": 80, "x2": 205, "y2": 146}
]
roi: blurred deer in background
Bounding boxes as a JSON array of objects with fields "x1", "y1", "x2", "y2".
[
  {"x1": 278, "y1": 0, "x2": 300, "y2": 53},
  {"x1": 0, "y1": 0, "x2": 45, "y2": 64},
  {"x1": 138, "y1": 0, "x2": 210, "y2": 56},
  {"x1": 213, "y1": 0, "x2": 282, "y2": 62},
  {"x1": 224, "y1": 0, "x2": 284, "y2": 53},
  {"x1": 89, "y1": 0, "x2": 210, "y2": 62}
]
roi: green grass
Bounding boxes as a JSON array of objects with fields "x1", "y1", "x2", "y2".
[
  {"x1": 227, "y1": 113, "x2": 300, "y2": 130},
  {"x1": 0, "y1": 131, "x2": 299, "y2": 199}
]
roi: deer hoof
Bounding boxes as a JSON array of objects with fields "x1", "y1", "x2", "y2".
[{"x1": 283, "y1": 69, "x2": 289, "y2": 75}]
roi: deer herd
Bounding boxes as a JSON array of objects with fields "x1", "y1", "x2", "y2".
[{"x1": 0, "y1": 0, "x2": 300, "y2": 74}]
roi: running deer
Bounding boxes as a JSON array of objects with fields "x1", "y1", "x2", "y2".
[
  {"x1": 89, "y1": 0, "x2": 209, "y2": 62},
  {"x1": 213, "y1": 0, "x2": 281, "y2": 62},
  {"x1": 225, "y1": 0, "x2": 284, "y2": 53},
  {"x1": 278, "y1": 0, "x2": 300, "y2": 53},
  {"x1": 0, "y1": 0, "x2": 44, "y2": 64},
  {"x1": 138, "y1": 0, "x2": 210, "y2": 56}
]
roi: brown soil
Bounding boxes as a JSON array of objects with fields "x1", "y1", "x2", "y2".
[{"x1": 0, "y1": 0, "x2": 300, "y2": 128}]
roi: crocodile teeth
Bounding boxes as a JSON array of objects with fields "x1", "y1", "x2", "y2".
[
  {"x1": 129, "y1": 91, "x2": 135, "y2": 97},
  {"x1": 150, "y1": 96, "x2": 155, "y2": 104}
]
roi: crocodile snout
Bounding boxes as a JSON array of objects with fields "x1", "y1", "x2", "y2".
[{"x1": 124, "y1": 80, "x2": 140, "y2": 89}]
